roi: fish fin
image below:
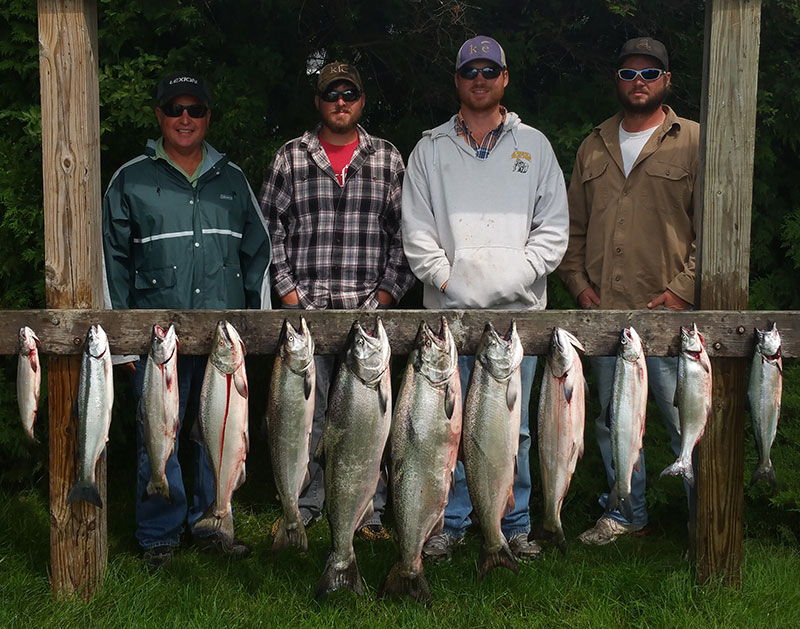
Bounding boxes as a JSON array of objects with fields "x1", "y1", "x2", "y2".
[
  {"x1": 356, "y1": 501, "x2": 375, "y2": 530},
  {"x1": 537, "y1": 526, "x2": 567, "y2": 556},
  {"x1": 378, "y1": 380, "x2": 389, "y2": 416},
  {"x1": 750, "y1": 461, "x2": 777, "y2": 488},
  {"x1": 563, "y1": 378, "x2": 574, "y2": 404},
  {"x1": 607, "y1": 489, "x2": 634, "y2": 524},
  {"x1": 660, "y1": 459, "x2": 695, "y2": 488},
  {"x1": 234, "y1": 465, "x2": 246, "y2": 491},
  {"x1": 66, "y1": 481, "x2": 102, "y2": 508},
  {"x1": 300, "y1": 468, "x2": 312, "y2": 493},
  {"x1": 431, "y1": 513, "x2": 445, "y2": 536},
  {"x1": 506, "y1": 378, "x2": 519, "y2": 412},
  {"x1": 633, "y1": 451, "x2": 642, "y2": 473},
  {"x1": 444, "y1": 382, "x2": 455, "y2": 420},
  {"x1": 304, "y1": 371, "x2": 313, "y2": 400},
  {"x1": 234, "y1": 372, "x2": 248, "y2": 399},
  {"x1": 272, "y1": 515, "x2": 308, "y2": 556},
  {"x1": 194, "y1": 508, "x2": 235, "y2": 544},
  {"x1": 378, "y1": 563, "x2": 432, "y2": 605},
  {"x1": 504, "y1": 486, "x2": 515, "y2": 517},
  {"x1": 314, "y1": 554, "x2": 363, "y2": 599},
  {"x1": 478, "y1": 542, "x2": 518, "y2": 578}
]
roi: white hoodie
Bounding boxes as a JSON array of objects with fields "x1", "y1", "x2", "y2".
[{"x1": 402, "y1": 112, "x2": 568, "y2": 310}]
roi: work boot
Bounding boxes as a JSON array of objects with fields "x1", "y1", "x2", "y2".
[
  {"x1": 508, "y1": 533, "x2": 542, "y2": 560},
  {"x1": 578, "y1": 516, "x2": 644, "y2": 546},
  {"x1": 421, "y1": 532, "x2": 464, "y2": 563},
  {"x1": 142, "y1": 545, "x2": 175, "y2": 570}
]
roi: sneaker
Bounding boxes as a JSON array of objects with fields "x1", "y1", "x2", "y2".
[
  {"x1": 142, "y1": 545, "x2": 175, "y2": 570},
  {"x1": 578, "y1": 516, "x2": 644, "y2": 546},
  {"x1": 270, "y1": 512, "x2": 321, "y2": 538},
  {"x1": 195, "y1": 533, "x2": 252, "y2": 560},
  {"x1": 356, "y1": 523, "x2": 391, "y2": 541},
  {"x1": 508, "y1": 533, "x2": 542, "y2": 560},
  {"x1": 421, "y1": 532, "x2": 464, "y2": 563}
]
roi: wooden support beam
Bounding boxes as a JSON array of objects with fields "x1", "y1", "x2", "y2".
[
  {"x1": 0, "y1": 309, "x2": 794, "y2": 357},
  {"x1": 695, "y1": 0, "x2": 762, "y2": 588},
  {"x1": 37, "y1": 0, "x2": 105, "y2": 601}
]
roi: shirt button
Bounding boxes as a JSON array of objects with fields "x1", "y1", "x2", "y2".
[
  {"x1": 189, "y1": 200, "x2": 194, "y2": 205},
  {"x1": 194, "y1": 242, "x2": 200, "y2": 247},
  {"x1": 619, "y1": 219, "x2": 624, "y2": 225},
  {"x1": 615, "y1": 275, "x2": 621, "y2": 281},
  {"x1": 616, "y1": 247, "x2": 622, "y2": 253},
  {"x1": 195, "y1": 288, "x2": 200, "y2": 294},
  {"x1": 151, "y1": 279, "x2": 157, "y2": 285}
]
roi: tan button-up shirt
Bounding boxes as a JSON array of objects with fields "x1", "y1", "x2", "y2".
[{"x1": 558, "y1": 106, "x2": 699, "y2": 309}]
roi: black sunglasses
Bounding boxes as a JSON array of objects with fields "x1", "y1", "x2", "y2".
[
  {"x1": 319, "y1": 89, "x2": 361, "y2": 103},
  {"x1": 160, "y1": 103, "x2": 209, "y2": 118},
  {"x1": 617, "y1": 68, "x2": 666, "y2": 81},
  {"x1": 458, "y1": 65, "x2": 503, "y2": 80}
]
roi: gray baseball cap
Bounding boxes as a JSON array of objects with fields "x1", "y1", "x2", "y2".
[{"x1": 619, "y1": 37, "x2": 669, "y2": 71}]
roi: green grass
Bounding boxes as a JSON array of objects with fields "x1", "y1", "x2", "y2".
[{"x1": 2, "y1": 486, "x2": 800, "y2": 628}]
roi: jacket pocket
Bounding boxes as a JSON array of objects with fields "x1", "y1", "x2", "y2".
[
  {"x1": 579, "y1": 159, "x2": 611, "y2": 208},
  {"x1": 443, "y1": 247, "x2": 536, "y2": 309},
  {"x1": 643, "y1": 161, "x2": 691, "y2": 213},
  {"x1": 134, "y1": 266, "x2": 177, "y2": 290}
]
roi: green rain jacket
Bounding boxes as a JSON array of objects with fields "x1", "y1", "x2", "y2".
[{"x1": 103, "y1": 140, "x2": 271, "y2": 311}]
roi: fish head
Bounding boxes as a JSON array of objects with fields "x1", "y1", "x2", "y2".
[
  {"x1": 414, "y1": 317, "x2": 457, "y2": 384},
  {"x1": 755, "y1": 323, "x2": 781, "y2": 358},
  {"x1": 549, "y1": 327, "x2": 581, "y2": 377},
  {"x1": 477, "y1": 320, "x2": 523, "y2": 380},
  {"x1": 18, "y1": 326, "x2": 40, "y2": 356},
  {"x1": 210, "y1": 320, "x2": 246, "y2": 374},
  {"x1": 85, "y1": 324, "x2": 110, "y2": 359},
  {"x1": 347, "y1": 318, "x2": 391, "y2": 384},
  {"x1": 149, "y1": 324, "x2": 178, "y2": 365},
  {"x1": 279, "y1": 317, "x2": 314, "y2": 371},
  {"x1": 680, "y1": 322, "x2": 705, "y2": 352},
  {"x1": 618, "y1": 326, "x2": 643, "y2": 362}
]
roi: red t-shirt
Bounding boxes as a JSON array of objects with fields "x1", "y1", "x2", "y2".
[{"x1": 321, "y1": 137, "x2": 358, "y2": 187}]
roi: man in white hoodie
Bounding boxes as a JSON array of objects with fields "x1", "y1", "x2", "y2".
[{"x1": 402, "y1": 36, "x2": 569, "y2": 561}]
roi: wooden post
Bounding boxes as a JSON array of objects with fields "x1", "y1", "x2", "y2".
[
  {"x1": 38, "y1": 0, "x2": 105, "y2": 600},
  {"x1": 695, "y1": 0, "x2": 762, "y2": 587}
]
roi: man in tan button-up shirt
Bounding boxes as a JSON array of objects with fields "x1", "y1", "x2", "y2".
[{"x1": 558, "y1": 37, "x2": 699, "y2": 545}]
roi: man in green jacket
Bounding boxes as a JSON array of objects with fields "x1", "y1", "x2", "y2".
[{"x1": 102, "y1": 71, "x2": 271, "y2": 569}]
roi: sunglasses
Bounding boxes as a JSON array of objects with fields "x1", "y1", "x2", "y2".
[
  {"x1": 617, "y1": 68, "x2": 666, "y2": 81},
  {"x1": 160, "y1": 103, "x2": 208, "y2": 118},
  {"x1": 458, "y1": 65, "x2": 504, "y2": 80},
  {"x1": 319, "y1": 89, "x2": 361, "y2": 103}
]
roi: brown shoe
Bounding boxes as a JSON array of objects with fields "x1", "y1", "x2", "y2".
[
  {"x1": 578, "y1": 516, "x2": 644, "y2": 546},
  {"x1": 356, "y1": 523, "x2": 391, "y2": 541}
]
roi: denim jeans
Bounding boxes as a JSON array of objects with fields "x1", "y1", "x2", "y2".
[
  {"x1": 132, "y1": 354, "x2": 216, "y2": 549},
  {"x1": 298, "y1": 355, "x2": 387, "y2": 525},
  {"x1": 590, "y1": 355, "x2": 684, "y2": 527},
  {"x1": 442, "y1": 354, "x2": 536, "y2": 540}
]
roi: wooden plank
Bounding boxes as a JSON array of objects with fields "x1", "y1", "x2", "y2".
[
  {"x1": 38, "y1": 0, "x2": 105, "y2": 600},
  {"x1": 0, "y1": 309, "x2": 794, "y2": 356},
  {"x1": 695, "y1": 0, "x2": 762, "y2": 588}
]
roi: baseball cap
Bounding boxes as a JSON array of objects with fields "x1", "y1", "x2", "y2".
[
  {"x1": 317, "y1": 62, "x2": 363, "y2": 93},
  {"x1": 455, "y1": 36, "x2": 506, "y2": 70},
  {"x1": 618, "y1": 37, "x2": 669, "y2": 71},
  {"x1": 156, "y1": 72, "x2": 211, "y2": 106}
]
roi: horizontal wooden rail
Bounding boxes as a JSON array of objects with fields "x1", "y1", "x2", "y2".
[{"x1": 0, "y1": 309, "x2": 795, "y2": 357}]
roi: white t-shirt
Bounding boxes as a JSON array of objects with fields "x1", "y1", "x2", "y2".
[{"x1": 619, "y1": 123, "x2": 658, "y2": 177}]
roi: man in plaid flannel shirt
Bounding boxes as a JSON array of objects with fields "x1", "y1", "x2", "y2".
[{"x1": 259, "y1": 61, "x2": 415, "y2": 542}]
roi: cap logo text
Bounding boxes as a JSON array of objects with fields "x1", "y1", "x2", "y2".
[{"x1": 169, "y1": 76, "x2": 198, "y2": 85}]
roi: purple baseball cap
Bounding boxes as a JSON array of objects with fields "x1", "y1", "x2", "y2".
[{"x1": 455, "y1": 36, "x2": 507, "y2": 70}]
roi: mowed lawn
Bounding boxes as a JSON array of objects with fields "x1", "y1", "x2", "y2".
[{"x1": 2, "y1": 482, "x2": 800, "y2": 628}]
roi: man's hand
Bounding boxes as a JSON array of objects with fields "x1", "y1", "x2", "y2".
[
  {"x1": 377, "y1": 290, "x2": 393, "y2": 306},
  {"x1": 577, "y1": 286, "x2": 601, "y2": 309},
  {"x1": 282, "y1": 290, "x2": 300, "y2": 306},
  {"x1": 647, "y1": 289, "x2": 691, "y2": 310}
]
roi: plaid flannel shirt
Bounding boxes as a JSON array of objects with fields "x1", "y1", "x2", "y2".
[
  {"x1": 455, "y1": 106, "x2": 508, "y2": 159},
  {"x1": 259, "y1": 124, "x2": 415, "y2": 309}
]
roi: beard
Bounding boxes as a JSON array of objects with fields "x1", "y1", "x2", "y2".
[
  {"x1": 321, "y1": 105, "x2": 362, "y2": 135},
  {"x1": 618, "y1": 81, "x2": 670, "y2": 115}
]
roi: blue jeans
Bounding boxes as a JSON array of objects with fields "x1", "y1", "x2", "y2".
[
  {"x1": 132, "y1": 354, "x2": 216, "y2": 549},
  {"x1": 590, "y1": 356, "x2": 683, "y2": 527},
  {"x1": 443, "y1": 355, "x2": 536, "y2": 540},
  {"x1": 298, "y1": 355, "x2": 387, "y2": 525}
]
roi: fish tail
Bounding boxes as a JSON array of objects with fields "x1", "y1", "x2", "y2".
[
  {"x1": 538, "y1": 525, "x2": 567, "y2": 556},
  {"x1": 313, "y1": 554, "x2": 363, "y2": 599},
  {"x1": 660, "y1": 459, "x2": 695, "y2": 488},
  {"x1": 378, "y1": 562, "x2": 432, "y2": 605},
  {"x1": 607, "y1": 489, "x2": 634, "y2": 524},
  {"x1": 144, "y1": 477, "x2": 173, "y2": 502},
  {"x1": 272, "y1": 516, "x2": 308, "y2": 555},
  {"x1": 193, "y1": 507, "x2": 235, "y2": 544},
  {"x1": 478, "y1": 542, "x2": 519, "y2": 579},
  {"x1": 66, "y1": 480, "x2": 103, "y2": 508},
  {"x1": 750, "y1": 460, "x2": 777, "y2": 488}
]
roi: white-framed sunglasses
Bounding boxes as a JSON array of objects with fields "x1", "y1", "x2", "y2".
[{"x1": 617, "y1": 68, "x2": 666, "y2": 81}]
